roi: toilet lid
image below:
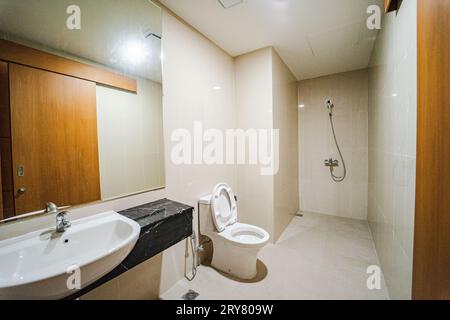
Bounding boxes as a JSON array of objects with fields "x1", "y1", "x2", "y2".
[{"x1": 211, "y1": 183, "x2": 237, "y2": 232}]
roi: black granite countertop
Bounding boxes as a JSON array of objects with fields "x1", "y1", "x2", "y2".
[
  {"x1": 120, "y1": 198, "x2": 193, "y2": 232},
  {"x1": 65, "y1": 198, "x2": 193, "y2": 300}
]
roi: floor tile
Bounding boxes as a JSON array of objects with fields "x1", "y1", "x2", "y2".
[{"x1": 161, "y1": 212, "x2": 390, "y2": 300}]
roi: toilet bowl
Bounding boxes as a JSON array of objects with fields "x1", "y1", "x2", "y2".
[{"x1": 199, "y1": 183, "x2": 270, "y2": 279}]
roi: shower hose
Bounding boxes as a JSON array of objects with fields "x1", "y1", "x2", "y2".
[{"x1": 328, "y1": 113, "x2": 347, "y2": 183}]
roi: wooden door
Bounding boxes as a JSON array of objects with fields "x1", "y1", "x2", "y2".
[
  {"x1": 413, "y1": 0, "x2": 450, "y2": 300},
  {"x1": 9, "y1": 63, "x2": 100, "y2": 214}
]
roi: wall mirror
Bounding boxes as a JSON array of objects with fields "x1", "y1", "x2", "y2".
[{"x1": 0, "y1": 0, "x2": 164, "y2": 221}]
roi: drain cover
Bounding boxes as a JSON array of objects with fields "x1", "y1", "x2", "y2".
[{"x1": 182, "y1": 290, "x2": 200, "y2": 300}]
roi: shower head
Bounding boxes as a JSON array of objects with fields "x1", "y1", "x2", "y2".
[{"x1": 325, "y1": 99, "x2": 334, "y2": 116}]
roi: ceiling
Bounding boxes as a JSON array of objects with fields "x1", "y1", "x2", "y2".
[
  {"x1": 0, "y1": 0, "x2": 163, "y2": 83},
  {"x1": 160, "y1": 0, "x2": 383, "y2": 80}
]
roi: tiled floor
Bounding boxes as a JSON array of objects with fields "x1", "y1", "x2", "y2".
[{"x1": 161, "y1": 212, "x2": 389, "y2": 300}]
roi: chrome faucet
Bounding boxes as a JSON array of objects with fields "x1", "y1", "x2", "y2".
[
  {"x1": 45, "y1": 202, "x2": 59, "y2": 214},
  {"x1": 56, "y1": 211, "x2": 71, "y2": 233}
]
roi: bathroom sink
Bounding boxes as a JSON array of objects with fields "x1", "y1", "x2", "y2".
[{"x1": 0, "y1": 211, "x2": 140, "y2": 300}]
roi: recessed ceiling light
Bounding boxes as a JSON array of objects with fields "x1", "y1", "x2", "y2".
[
  {"x1": 218, "y1": 0, "x2": 244, "y2": 9},
  {"x1": 213, "y1": 86, "x2": 222, "y2": 90},
  {"x1": 299, "y1": 104, "x2": 305, "y2": 109}
]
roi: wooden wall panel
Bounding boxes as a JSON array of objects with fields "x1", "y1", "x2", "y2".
[
  {"x1": 413, "y1": 0, "x2": 450, "y2": 300},
  {"x1": 0, "y1": 139, "x2": 14, "y2": 219},
  {"x1": 9, "y1": 64, "x2": 101, "y2": 214},
  {"x1": 0, "y1": 61, "x2": 5, "y2": 219},
  {"x1": 0, "y1": 39, "x2": 137, "y2": 93},
  {"x1": 0, "y1": 62, "x2": 10, "y2": 138},
  {"x1": 0, "y1": 61, "x2": 14, "y2": 219}
]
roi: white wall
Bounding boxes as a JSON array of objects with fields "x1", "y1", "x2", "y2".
[
  {"x1": 97, "y1": 78, "x2": 165, "y2": 200},
  {"x1": 160, "y1": 11, "x2": 238, "y2": 293},
  {"x1": 235, "y1": 47, "x2": 274, "y2": 236},
  {"x1": 368, "y1": 0, "x2": 417, "y2": 300},
  {"x1": 235, "y1": 47, "x2": 299, "y2": 242},
  {"x1": 298, "y1": 69, "x2": 369, "y2": 220},
  {"x1": 272, "y1": 50, "x2": 299, "y2": 240}
]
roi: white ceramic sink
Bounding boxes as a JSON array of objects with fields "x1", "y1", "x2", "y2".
[{"x1": 0, "y1": 211, "x2": 140, "y2": 300}]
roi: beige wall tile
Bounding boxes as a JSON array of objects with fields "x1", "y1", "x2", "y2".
[
  {"x1": 81, "y1": 254, "x2": 163, "y2": 300},
  {"x1": 235, "y1": 47, "x2": 274, "y2": 236},
  {"x1": 81, "y1": 277, "x2": 120, "y2": 300},
  {"x1": 160, "y1": 11, "x2": 238, "y2": 293},
  {"x1": 298, "y1": 69, "x2": 369, "y2": 220},
  {"x1": 367, "y1": 0, "x2": 417, "y2": 300},
  {"x1": 234, "y1": 47, "x2": 299, "y2": 242},
  {"x1": 272, "y1": 49, "x2": 299, "y2": 240},
  {"x1": 117, "y1": 254, "x2": 163, "y2": 300}
]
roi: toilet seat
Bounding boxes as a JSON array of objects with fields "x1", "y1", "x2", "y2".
[
  {"x1": 218, "y1": 223, "x2": 270, "y2": 248},
  {"x1": 211, "y1": 183, "x2": 237, "y2": 232}
]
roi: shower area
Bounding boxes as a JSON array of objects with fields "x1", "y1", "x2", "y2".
[
  {"x1": 298, "y1": 69, "x2": 369, "y2": 220},
  {"x1": 297, "y1": 0, "x2": 417, "y2": 300}
]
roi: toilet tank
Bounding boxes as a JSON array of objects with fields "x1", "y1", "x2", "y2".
[{"x1": 198, "y1": 195, "x2": 216, "y2": 235}]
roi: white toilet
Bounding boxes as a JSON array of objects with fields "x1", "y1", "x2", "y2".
[{"x1": 199, "y1": 183, "x2": 270, "y2": 279}]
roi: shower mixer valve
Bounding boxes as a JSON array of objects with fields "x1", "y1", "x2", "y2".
[{"x1": 324, "y1": 158, "x2": 339, "y2": 168}]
